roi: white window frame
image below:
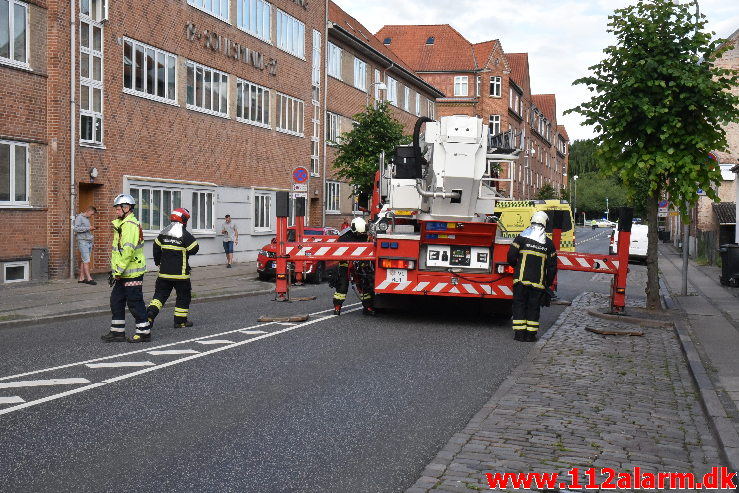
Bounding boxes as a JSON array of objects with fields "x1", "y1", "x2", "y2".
[
  {"x1": 191, "y1": 190, "x2": 215, "y2": 232},
  {"x1": 476, "y1": 76, "x2": 481, "y2": 97},
  {"x1": 237, "y1": 0, "x2": 271, "y2": 43},
  {"x1": 387, "y1": 76, "x2": 398, "y2": 106},
  {"x1": 254, "y1": 192, "x2": 272, "y2": 232},
  {"x1": 236, "y1": 78, "x2": 271, "y2": 128},
  {"x1": 489, "y1": 76, "x2": 501, "y2": 97},
  {"x1": 276, "y1": 92, "x2": 304, "y2": 136},
  {"x1": 454, "y1": 76, "x2": 468, "y2": 97},
  {"x1": 186, "y1": 60, "x2": 229, "y2": 118},
  {"x1": 311, "y1": 29, "x2": 321, "y2": 87},
  {"x1": 3, "y1": 261, "x2": 29, "y2": 283},
  {"x1": 403, "y1": 86, "x2": 410, "y2": 112},
  {"x1": 326, "y1": 111, "x2": 341, "y2": 145},
  {"x1": 276, "y1": 9, "x2": 304, "y2": 59},
  {"x1": 427, "y1": 100, "x2": 435, "y2": 119},
  {"x1": 325, "y1": 181, "x2": 340, "y2": 214},
  {"x1": 415, "y1": 93, "x2": 421, "y2": 116},
  {"x1": 80, "y1": 11, "x2": 104, "y2": 145},
  {"x1": 0, "y1": 140, "x2": 29, "y2": 206},
  {"x1": 123, "y1": 38, "x2": 177, "y2": 106},
  {"x1": 327, "y1": 41, "x2": 341, "y2": 79},
  {"x1": 0, "y1": 0, "x2": 28, "y2": 69},
  {"x1": 488, "y1": 114, "x2": 501, "y2": 137},
  {"x1": 188, "y1": 0, "x2": 229, "y2": 22},
  {"x1": 374, "y1": 69, "x2": 382, "y2": 100},
  {"x1": 353, "y1": 57, "x2": 367, "y2": 91},
  {"x1": 129, "y1": 185, "x2": 183, "y2": 233}
]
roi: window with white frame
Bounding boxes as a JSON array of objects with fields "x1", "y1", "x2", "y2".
[
  {"x1": 123, "y1": 39, "x2": 177, "y2": 104},
  {"x1": 312, "y1": 29, "x2": 321, "y2": 87},
  {"x1": 186, "y1": 61, "x2": 229, "y2": 117},
  {"x1": 387, "y1": 76, "x2": 397, "y2": 106},
  {"x1": 427, "y1": 99, "x2": 435, "y2": 119},
  {"x1": 326, "y1": 111, "x2": 341, "y2": 144},
  {"x1": 129, "y1": 186, "x2": 182, "y2": 232},
  {"x1": 454, "y1": 76, "x2": 468, "y2": 97},
  {"x1": 276, "y1": 92, "x2": 304, "y2": 136},
  {"x1": 0, "y1": 140, "x2": 28, "y2": 205},
  {"x1": 415, "y1": 93, "x2": 420, "y2": 116},
  {"x1": 237, "y1": 0, "x2": 271, "y2": 43},
  {"x1": 188, "y1": 0, "x2": 229, "y2": 21},
  {"x1": 374, "y1": 69, "x2": 382, "y2": 100},
  {"x1": 353, "y1": 58, "x2": 366, "y2": 91},
  {"x1": 325, "y1": 181, "x2": 340, "y2": 213},
  {"x1": 80, "y1": 8, "x2": 103, "y2": 144},
  {"x1": 236, "y1": 78, "x2": 270, "y2": 128},
  {"x1": 509, "y1": 87, "x2": 522, "y2": 116},
  {"x1": 191, "y1": 190, "x2": 214, "y2": 231},
  {"x1": 0, "y1": 0, "x2": 27, "y2": 67},
  {"x1": 327, "y1": 41, "x2": 341, "y2": 79},
  {"x1": 276, "y1": 9, "x2": 304, "y2": 58},
  {"x1": 403, "y1": 86, "x2": 410, "y2": 112},
  {"x1": 489, "y1": 76, "x2": 501, "y2": 97},
  {"x1": 476, "y1": 76, "x2": 481, "y2": 97},
  {"x1": 311, "y1": 93, "x2": 320, "y2": 175},
  {"x1": 3, "y1": 260, "x2": 28, "y2": 283},
  {"x1": 254, "y1": 192, "x2": 271, "y2": 231},
  {"x1": 488, "y1": 115, "x2": 500, "y2": 137},
  {"x1": 81, "y1": 0, "x2": 107, "y2": 21}
]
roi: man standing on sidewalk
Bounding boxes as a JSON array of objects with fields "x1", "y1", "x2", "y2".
[
  {"x1": 220, "y1": 214, "x2": 238, "y2": 268},
  {"x1": 74, "y1": 206, "x2": 97, "y2": 285},
  {"x1": 102, "y1": 194, "x2": 151, "y2": 343},
  {"x1": 507, "y1": 211, "x2": 557, "y2": 342},
  {"x1": 147, "y1": 208, "x2": 199, "y2": 329}
]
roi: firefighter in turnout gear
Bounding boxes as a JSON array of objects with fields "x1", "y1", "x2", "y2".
[
  {"x1": 507, "y1": 211, "x2": 557, "y2": 342},
  {"x1": 102, "y1": 194, "x2": 151, "y2": 343},
  {"x1": 332, "y1": 217, "x2": 376, "y2": 316},
  {"x1": 147, "y1": 208, "x2": 199, "y2": 328}
]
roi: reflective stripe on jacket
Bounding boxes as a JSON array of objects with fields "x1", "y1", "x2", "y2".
[
  {"x1": 507, "y1": 235, "x2": 557, "y2": 290},
  {"x1": 111, "y1": 214, "x2": 147, "y2": 278},
  {"x1": 153, "y1": 223, "x2": 199, "y2": 279}
]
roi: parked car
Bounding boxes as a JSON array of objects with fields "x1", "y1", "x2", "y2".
[
  {"x1": 596, "y1": 219, "x2": 617, "y2": 228},
  {"x1": 609, "y1": 224, "x2": 648, "y2": 261},
  {"x1": 257, "y1": 226, "x2": 340, "y2": 283}
]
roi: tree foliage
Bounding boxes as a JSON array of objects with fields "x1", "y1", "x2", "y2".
[
  {"x1": 332, "y1": 102, "x2": 410, "y2": 199},
  {"x1": 535, "y1": 183, "x2": 559, "y2": 200},
  {"x1": 567, "y1": 139, "x2": 600, "y2": 177},
  {"x1": 570, "y1": 173, "x2": 629, "y2": 219}
]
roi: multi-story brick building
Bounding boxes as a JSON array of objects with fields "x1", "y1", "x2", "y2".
[{"x1": 375, "y1": 25, "x2": 569, "y2": 202}]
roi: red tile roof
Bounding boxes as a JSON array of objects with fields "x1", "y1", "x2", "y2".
[
  {"x1": 375, "y1": 24, "x2": 477, "y2": 72},
  {"x1": 506, "y1": 53, "x2": 529, "y2": 91},
  {"x1": 557, "y1": 125, "x2": 569, "y2": 141},
  {"x1": 532, "y1": 94, "x2": 556, "y2": 121}
]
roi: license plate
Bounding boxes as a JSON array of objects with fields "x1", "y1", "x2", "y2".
[{"x1": 386, "y1": 268, "x2": 407, "y2": 283}]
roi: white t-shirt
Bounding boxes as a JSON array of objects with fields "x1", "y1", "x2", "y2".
[{"x1": 222, "y1": 221, "x2": 238, "y2": 242}]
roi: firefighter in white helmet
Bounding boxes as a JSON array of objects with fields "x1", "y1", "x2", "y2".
[
  {"x1": 331, "y1": 217, "x2": 376, "y2": 316},
  {"x1": 507, "y1": 210, "x2": 557, "y2": 342}
]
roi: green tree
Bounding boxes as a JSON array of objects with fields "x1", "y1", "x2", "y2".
[
  {"x1": 573, "y1": 172, "x2": 629, "y2": 219},
  {"x1": 566, "y1": 0, "x2": 739, "y2": 309},
  {"x1": 535, "y1": 183, "x2": 559, "y2": 200},
  {"x1": 332, "y1": 102, "x2": 410, "y2": 199},
  {"x1": 568, "y1": 139, "x2": 599, "y2": 176}
]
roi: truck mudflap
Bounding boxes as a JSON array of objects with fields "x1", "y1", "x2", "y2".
[{"x1": 374, "y1": 273, "x2": 513, "y2": 298}]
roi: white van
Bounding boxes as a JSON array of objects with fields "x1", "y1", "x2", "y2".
[{"x1": 609, "y1": 224, "x2": 648, "y2": 261}]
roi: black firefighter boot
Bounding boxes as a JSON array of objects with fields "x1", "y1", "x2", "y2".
[{"x1": 525, "y1": 330, "x2": 539, "y2": 342}]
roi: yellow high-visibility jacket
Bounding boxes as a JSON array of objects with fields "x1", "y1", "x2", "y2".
[{"x1": 111, "y1": 214, "x2": 147, "y2": 278}]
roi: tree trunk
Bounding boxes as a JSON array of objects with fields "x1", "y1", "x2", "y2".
[{"x1": 645, "y1": 191, "x2": 661, "y2": 310}]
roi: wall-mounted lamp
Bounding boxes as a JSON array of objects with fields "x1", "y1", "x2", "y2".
[{"x1": 89, "y1": 167, "x2": 99, "y2": 182}]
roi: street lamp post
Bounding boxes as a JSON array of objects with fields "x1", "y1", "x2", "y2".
[
  {"x1": 366, "y1": 82, "x2": 387, "y2": 107},
  {"x1": 606, "y1": 197, "x2": 609, "y2": 221},
  {"x1": 573, "y1": 175, "x2": 579, "y2": 225}
]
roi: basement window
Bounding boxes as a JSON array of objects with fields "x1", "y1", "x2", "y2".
[{"x1": 4, "y1": 261, "x2": 28, "y2": 283}]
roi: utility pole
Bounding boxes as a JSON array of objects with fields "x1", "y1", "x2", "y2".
[
  {"x1": 573, "y1": 175, "x2": 579, "y2": 225},
  {"x1": 606, "y1": 197, "x2": 609, "y2": 221}
]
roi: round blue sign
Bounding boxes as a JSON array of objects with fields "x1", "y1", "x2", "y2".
[
  {"x1": 293, "y1": 167, "x2": 309, "y2": 183},
  {"x1": 658, "y1": 200, "x2": 668, "y2": 208}
]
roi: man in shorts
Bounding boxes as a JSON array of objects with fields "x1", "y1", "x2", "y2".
[{"x1": 221, "y1": 214, "x2": 238, "y2": 268}]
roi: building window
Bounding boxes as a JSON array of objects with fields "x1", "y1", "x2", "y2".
[
  {"x1": 312, "y1": 29, "x2": 321, "y2": 86},
  {"x1": 236, "y1": 78, "x2": 270, "y2": 128},
  {"x1": 427, "y1": 100, "x2": 435, "y2": 119},
  {"x1": 325, "y1": 181, "x2": 340, "y2": 213},
  {"x1": 186, "y1": 61, "x2": 229, "y2": 117},
  {"x1": 476, "y1": 76, "x2": 481, "y2": 97},
  {"x1": 488, "y1": 114, "x2": 500, "y2": 137},
  {"x1": 454, "y1": 76, "x2": 468, "y2": 97},
  {"x1": 327, "y1": 41, "x2": 341, "y2": 79},
  {"x1": 188, "y1": 0, "x2": 229, "y2": 21},
  {"x1": 129, "y1": 186, "x2": 182, "y2": 232},
  {"x1": 276, "y1": 9, "x2": 304, "y2": 58},
  {"x1": 0, "y1": 0, "x2": 27, "y2": 67},
  {"x1": 415, "y1": 93, "x2": 420, "y2": 116},
  {"x1": 489, "y1": 76, "x2": 501, "y2": 97},
  {"x1": 509, "y1": 87, "x2": 522, "y2": 116},
  {"x1": 237, "y1": 0, "x2": 271, "y2": 43},
  {"x1": 326, "y1": 111, "x2": 341, "y2": 144},
  {"x1": 123, "y1": 39, "x2": 176, "y2": 104},
  {"x1": 374, "y1": 69, "x2": 382, "y2": 100},
  {"x1": 0, "y1": 140, "x2": 28, "y2": 206},
  {"x1": 403, "y1": 86, "x2": 410, "y2": 112},
  {"x1": 3, "y1": 260, "x2": 28, "y2": 283},
  {"x1": 254, "y1": 193, "x2": 271, "y2": 231},
  {"x1": 191, "y1": 191, "x2": 214, "y2": 231},
  {"x1": 276, "y1": 92, "x2": 304, "y2": 136},
  {"x1": 387, "y1": 76, "x2": 397, "y2": 106},
  {"x1": 353, "y1": 58, "x2": 367, "y2": 91},
  {"x1": 80, "y1": 9, "x2": 103, "y2": 145}
]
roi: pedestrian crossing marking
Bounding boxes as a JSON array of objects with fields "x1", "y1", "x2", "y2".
[
  {"x1": 240, "y1": 330, "x2": 269, "y2": 335},
  {"x1": 86, "y1": 362, "x2": 156, "y2": 368},
  {"x1": 0, "y1": 378, "x2": 90, "y2": 389},
  {"x1": 196, "y1": 340, "x2": 236, "y2": 345},
  {"x1": 147, "y1": 350, "x2": 200, "y2": 356},
  {"x1": 0, "y1": 396, "x2": 25, "y2": 404}
]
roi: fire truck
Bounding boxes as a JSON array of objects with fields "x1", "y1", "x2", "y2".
[{"x1": 274, "y1": 115, "x2": 633, "y2": 315}]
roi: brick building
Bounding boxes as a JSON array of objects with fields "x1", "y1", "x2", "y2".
[{"x1": 375, "y1": 25, "x2": 569, "y2": 201}]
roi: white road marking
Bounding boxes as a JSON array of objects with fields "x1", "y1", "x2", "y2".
[
  {"x1": 239, "y1": 330, "x2": 269, "y2": 335},
  {"x1": 148, "y1": 350, "x2": 200, "y2": 356},
  {"x1": 0, "y1": 378, "x2": 90, "y2": 389},
  {"x1": 86, "y1": 362, "x2": 155, "y2": 368},
  {"x1": 0, "y1": 383, "x2": 105, "y2": 416},
  {"x1": 195, "y1": 340, "x2": 235, "y2": 345},
  {"x1": 0, "y1": 396, "x2": 25, "y2": 404}
]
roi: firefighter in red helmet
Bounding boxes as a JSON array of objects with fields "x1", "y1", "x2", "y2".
[{"x1": 147, "y1": 208, "x2": 200, "y2": 329}]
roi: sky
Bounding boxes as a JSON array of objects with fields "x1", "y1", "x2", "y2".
[{"x1": 334, "y1": 0, "x2": 739, "y2": 142}]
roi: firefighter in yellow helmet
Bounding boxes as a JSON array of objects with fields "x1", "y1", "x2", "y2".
[
  {"x1": 507, "y1": 210, "x2": 557, "y2": 342},
  {"x1": 331, "y1": 217, "x2": 376, "y2": 316},
  {"x1": 102, "y1": 194, "x2": 151, "y2": 343}
]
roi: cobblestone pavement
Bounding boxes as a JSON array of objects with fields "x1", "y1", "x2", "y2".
[{"x1": 408, "y1": 292, "x2": 725, "y2": 492}]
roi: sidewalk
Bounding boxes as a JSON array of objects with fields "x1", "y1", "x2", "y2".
[{"x1": 0, "y1": 261, "x2": 273, "y2": 328}]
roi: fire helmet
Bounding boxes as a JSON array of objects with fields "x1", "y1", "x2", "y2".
[
  {"x1": 170, "y1": 208, "x2": 191, "y2": 224},
  {"x1": 531, "y1": 211, "x2": 549, "y2": 227},
  {"x1": 351, "y1": 217, "x2": 367, "y2": 233},
  {"x1": 113, "y1": 194, "x2": 136, "y2": 208}
]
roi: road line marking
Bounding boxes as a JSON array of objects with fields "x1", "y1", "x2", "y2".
[
  {"x1": 0, "y1": 396, "x2": 25, "y2": 404},
  {"x1": 195, "y1": 340, "x2": 235, "y2": 345},
  {"x1": 239, "y1": 330, "x2": 269, "y2": 335},
  {"x1": 86, "y1": 362, "x2": 155, "y2": 368},
  {"x1": 148, "y1": 350, "x2": 200, "y2": 356},
  {"x1": 0, "y1": 303, "x2": 361, "y2": 383},
  {"x1": 0, "y1": 383, "x2": 105, "y2": 416},
  {"x1": 0, "y1": 378, "x2": 90, "y2": 389}
]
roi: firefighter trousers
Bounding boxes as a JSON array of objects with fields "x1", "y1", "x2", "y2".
[
  {"x1": 512, "y1": 283, "x2": 544, "y2": 334},
  {"x1": 332, "y1": 262, "x2": 374, "y2": 309},
  {"x1": 147, "y1": 277, "x2": 192, "y2": 324},
  {"x1": 110, "y1": 275, "x2": 150, "y2": 333}
]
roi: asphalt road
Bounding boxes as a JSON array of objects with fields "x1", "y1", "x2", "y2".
[{"x1": 0, "y1": 227, "x2": 616, "y2": 493}]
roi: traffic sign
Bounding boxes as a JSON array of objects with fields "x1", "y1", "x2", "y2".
[
  {"x1": 292, "y1": 183, "x2": 308, "y2": 192},
  {"x1": 658, "y1": 212, "x2": 668, "y2": 218},
  {"x1": 292, "y1": 192, "x2": 308, "y2": 199},
  {"x1": 293, "y1": 167, "x2": 309, "y2": 183},
  {"x1": 658, "y1": 200, "x2": 668, "y2": 208}
]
